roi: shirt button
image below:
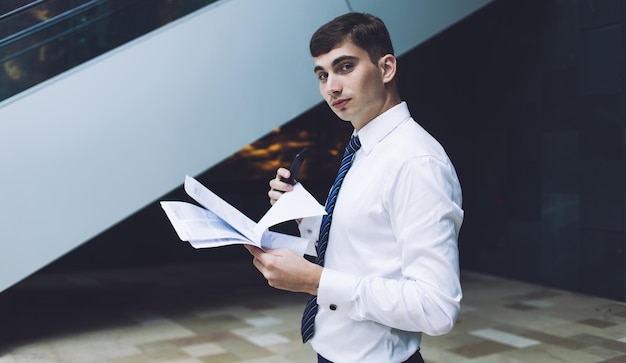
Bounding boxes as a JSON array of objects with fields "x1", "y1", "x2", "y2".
[{"x1": 329, "y1": 304, "x2": 337, "y2": 311}]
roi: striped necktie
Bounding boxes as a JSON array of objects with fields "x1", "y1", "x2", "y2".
[{"x1": 301, "y1": 135, "x2": 361, "y2": 343}]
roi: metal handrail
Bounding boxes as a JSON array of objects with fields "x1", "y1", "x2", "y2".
[
  {"x1": 0, "y1": 0, "x2": 47, "y2": 22},
  {"x1": 0, "y1": 5, "x2": 115, "y2": 64},
  {"x1": 0, "y1": 0, "x2": 105, "y2": 48}
]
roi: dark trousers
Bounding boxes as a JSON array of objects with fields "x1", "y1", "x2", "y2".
[{"x1": 318, "y1": 349, "x2": 424, "y2": 363}]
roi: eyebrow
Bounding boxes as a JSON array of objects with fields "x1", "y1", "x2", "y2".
[{"x1": 313, "y1": 55, "x2": 360, "y2": 73}]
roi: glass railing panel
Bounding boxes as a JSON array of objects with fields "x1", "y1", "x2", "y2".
[
  {"x1": 0, "y1": 0, "x2": 93, "y2": 41},
  {"x1": 0, "y1": 1, "x2": 45, "y2": 21},
  {"x1": 0, "y1": 0, "x2": 217, "y2": 103}
]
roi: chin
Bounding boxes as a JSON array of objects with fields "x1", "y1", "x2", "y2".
[{"x1": 331, "y1": 109, "x2": 352, "y2": 122}]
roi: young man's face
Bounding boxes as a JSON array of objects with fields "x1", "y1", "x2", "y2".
[{"x1": 313, "y1": 40, "x2": 389, "y2": 131}]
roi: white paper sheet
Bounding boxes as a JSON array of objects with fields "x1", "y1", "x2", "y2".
[
  {"x1": 160, "y1": 201, "x2": 255, "y2": 244},
  {"x1": 254, "y1": 182, "x2": 327, "y2": 239},
  {"x1": 160, "y1": 176, "x2": 325, "y2": 256},
  {"x1": 184, "y1": 175, "x2": 258, "y2": 242}
]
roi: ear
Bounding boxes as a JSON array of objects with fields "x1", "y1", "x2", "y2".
[{"x1": 379, "y1": 54, "x2": 397, "y2": 84}]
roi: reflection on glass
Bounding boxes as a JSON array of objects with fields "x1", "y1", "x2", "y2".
[{"x1": 206, "y1": 105, "x2": 354, "y2": 187}]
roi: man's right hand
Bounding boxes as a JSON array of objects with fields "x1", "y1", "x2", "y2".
[{"x1": 268, "y1": 167, "x2": 294, "y2": 205}]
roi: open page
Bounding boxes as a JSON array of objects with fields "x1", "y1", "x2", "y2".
[
  {"x1": 185, "y1": 230, "x2": 309, "y2": 256},
  {"x1": 184, "y1": 175, "x2": 259, "y2": 243},
  {"x1": 160, "y1": 201, "x2": 256, "y2": 245},
  {"x1": 259, "y1": 230, "x2": 310, "y2": 256}
]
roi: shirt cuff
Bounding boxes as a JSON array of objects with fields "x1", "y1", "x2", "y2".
[{"x1": 317, "y1": 268, "x2": 359, "y2": 315}]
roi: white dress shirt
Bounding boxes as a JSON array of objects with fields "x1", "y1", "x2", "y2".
[{"x1": 299, "y1": 102, "x2": 463, "y2": 363}]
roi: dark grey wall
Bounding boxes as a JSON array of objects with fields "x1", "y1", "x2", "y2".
[{"x1": 397, "y1": 0, "x2": 625, "y2": 301}]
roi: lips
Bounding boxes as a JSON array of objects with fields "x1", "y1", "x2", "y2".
[{"x1": 332, "y1": 99, "x2": 350, "y2": 109}]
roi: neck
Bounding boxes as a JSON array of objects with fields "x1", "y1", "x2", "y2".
[{"x1": 352, "y1": 91, "x2": 401, "y2": 132}]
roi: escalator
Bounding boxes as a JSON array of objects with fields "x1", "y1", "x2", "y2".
[{"x1": 0, "y1": 0, "x2": 492, "y2": 293}]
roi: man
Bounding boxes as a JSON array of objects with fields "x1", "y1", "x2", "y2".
[{"x1": 245, "y1": 12, "x2": 463, "y2": 363}]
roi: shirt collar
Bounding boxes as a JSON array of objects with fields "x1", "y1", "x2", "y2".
[{"x1": 354, "y1": 101, "x2": 411, "y2": 155}]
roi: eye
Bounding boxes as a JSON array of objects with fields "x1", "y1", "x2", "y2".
[
  {"x1": 339, "y1": 63, "x2": 354, "y2": 73},
  {"x1": 317, "y1": 72, "x2": 328, "y2": 81}
]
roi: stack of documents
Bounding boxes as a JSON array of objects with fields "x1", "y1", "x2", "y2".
[{"x1": 161, "y1": 175, "x2": 325, "y2": 256}]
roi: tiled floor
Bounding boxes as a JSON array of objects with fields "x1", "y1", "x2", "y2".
[{"x1": 1, "y1": 259, "x2": 625, "y2": 363}]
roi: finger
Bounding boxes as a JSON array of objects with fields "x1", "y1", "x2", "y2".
[
  {"x1": 244, "y1": 244, "x2": 264, "y2": 256},
  {"x1": 268, "y1": 168, "x2": 294, "y2": 205},
  {"x1": 251, "y1": 255, "x2": 265, "y2": 272},
  {"x1": 276, "y1": 167, "x2": 291, "y2": 181},
  {"x1": 268, "y1": 189, "x2": 284, "y2": 205},
  {"x1": 269, "y1": 178, "x2": 293, "y2": 193}
]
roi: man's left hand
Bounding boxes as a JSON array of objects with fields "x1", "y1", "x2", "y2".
[{"x1": 244, "y1": 245, "x2": 322, "y2": 295}]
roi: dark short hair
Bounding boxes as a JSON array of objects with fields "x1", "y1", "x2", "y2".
[{"x1": 310, "y1": 12, "x2": 394, "y2": 64}]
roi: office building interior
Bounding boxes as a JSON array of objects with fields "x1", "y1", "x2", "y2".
[{"x1": 1, "y1": 0, "x2": 625, "y2": 362}]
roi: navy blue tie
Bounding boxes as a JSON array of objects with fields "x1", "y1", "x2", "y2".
[{"x1": 301, "y1": 135, "x2": 361, "y2": 343}]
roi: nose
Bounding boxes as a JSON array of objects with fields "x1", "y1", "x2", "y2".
[{"x1": 323, "y1": 74, "x2": 341, "y2": 96}]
